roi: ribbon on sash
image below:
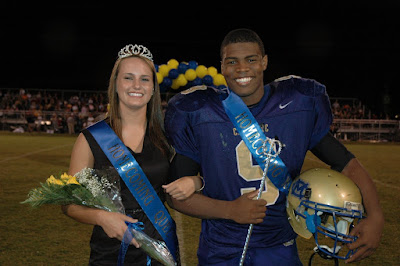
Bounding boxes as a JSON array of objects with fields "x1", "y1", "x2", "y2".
[
  {"x1": 88, "y1": 120, "x2": 177, "y2": 260},
  {"x1": 221, "y1": 90, "x2": 292, "y2": 195}
]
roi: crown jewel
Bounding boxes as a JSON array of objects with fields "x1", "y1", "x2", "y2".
[{"x1": 118, "y1": 44, "x2": 153, "y2": 61}]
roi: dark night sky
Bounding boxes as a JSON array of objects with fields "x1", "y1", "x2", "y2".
[{"x1": 2, "y1": 2, "x2": 400, "y2": 114}]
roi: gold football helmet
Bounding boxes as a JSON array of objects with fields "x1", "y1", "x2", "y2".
[{"x1": 286, "y1": 168, "x2": 364, "y2": 260}]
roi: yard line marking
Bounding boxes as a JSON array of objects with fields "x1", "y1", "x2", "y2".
[
  {"x1": 372, "y1": 179, "x2": 400, "y2": 190},
  {"x1": 0, "y1": 144, "x2": 73, "y2": 163}
]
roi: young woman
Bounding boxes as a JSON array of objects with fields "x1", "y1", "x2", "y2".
[{"x1": 62, "y1": 44, "x2": 202, "y2": 265}]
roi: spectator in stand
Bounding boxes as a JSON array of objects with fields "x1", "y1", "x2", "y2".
[
  {"x1": 67, "y1": 113, "x2": 76, "y2": 134},
  {"x1": 81, "y1": 104, "x2": 89, "y2": 117},
  {"x1": 332, "y1": 99, "x2": 340, "y2": 112},
  {"x1": 51, "y1": 112, "x2": 59, "y2": 133},
  {"x1": 87, "y1": 113, "x2": 95, "y2": 126}
]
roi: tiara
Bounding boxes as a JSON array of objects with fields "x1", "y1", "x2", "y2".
[{"x1": 118, "y1": 44, "x2": 153, "y2": 61}]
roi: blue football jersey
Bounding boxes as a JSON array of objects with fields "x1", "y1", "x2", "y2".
[{"x1": 165, "y1": 75, "x2": 333, "y2": 262}]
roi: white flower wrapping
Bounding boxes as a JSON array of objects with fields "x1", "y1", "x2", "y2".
[{"x1": 128, "y1": 227, "x2": 176, "y2": 266}]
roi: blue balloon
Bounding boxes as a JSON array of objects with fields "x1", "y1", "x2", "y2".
[
  {"x1": 154, "y1": 64, "x2": 159, "y2": 72},
  {"x1": 177, "y1": 63, "x2": 189, "y2": 74},
  {"x1": 192, "y1": 77, "x2": 202, "y2": 86},
  {"x1": 202, "y1": 75, "x2": 213, "y2": 86},
  {"x1": 162, "y1": 77, "x2": 172, "y2": 87},
  {"x1": 168, "y1": 69, "x2": 179, "y2": 79},
  {"x1": 188, "y1": 60, "x2": 198, "y2": 70}
]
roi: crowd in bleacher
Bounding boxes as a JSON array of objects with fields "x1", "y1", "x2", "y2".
[
  {"x1": 0, "y1": 88, "x2": 387, "y2": 134},
  {"x1": 0, "y1": 88, "x2": 108, "y2": 133},
  {"x1": 331, "y1": 99, "x2": 384, "y2": 120}
]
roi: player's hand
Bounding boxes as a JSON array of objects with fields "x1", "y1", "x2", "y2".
[
  {"x1": 96, "y1": 211, "x2": 141, "y2": 248},
  {"x1": 229, "y1": 190, "x2": 267, "y2": 224},
  {"x1": 345, "y1": 214, "x2": 384, "y2": 263},
  {"x1": 163, "y1": 176, "x2": 200, "y2": 200}
]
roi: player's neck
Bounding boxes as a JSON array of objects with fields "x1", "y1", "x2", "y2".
[
  {"x1": 243, "y1": 86, "x2": 265, "y2": 107},
  {"x1": 247, "y1": 102, "x2": 260, "y2": 108}
]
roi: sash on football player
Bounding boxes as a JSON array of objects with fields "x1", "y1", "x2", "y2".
[
  {"x1": 88, "y1": 120, "x2": 177, "y2": 260},
  {"x1": 221, "y1": 89, "x2": 292, "y2": 195}
]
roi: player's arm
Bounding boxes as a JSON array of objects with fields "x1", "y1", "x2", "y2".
[
  {"x1": 166, "y1": 154, "x2": 267, "y2": 224},
  {"x1": 341, "y1": 158, "x2": 384, "y2": 263},
  {"x1": 311, "y1": 133, "x2": 384, "y2": 262}
]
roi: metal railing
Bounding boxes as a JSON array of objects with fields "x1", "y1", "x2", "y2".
[
  {"x1": 0, "y1": 109, "x2": 106, "y2": 133},
  {"x1": 331, "y1": 119, "x2": 400, "y2": 142}
]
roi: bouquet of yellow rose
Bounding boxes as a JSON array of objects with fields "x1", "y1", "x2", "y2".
[
  {"x1": 21, "y1": 168, "x2": 124, "y2": 213},
  {"x1": 21, "y1": 168, "x2": 176, "y2": 266}
]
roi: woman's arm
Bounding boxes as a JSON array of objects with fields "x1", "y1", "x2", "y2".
[
  {"x1": 68, "y1": 133, "x2": 94, "y2": 176},
  {"x1": 62, "y1": 133, "x2": 139, "y2": 245},
  {"x1": 162, "y1": 175, "x2": 204, "y2": 200},
  {"x1": 61, "y1": 204, "x2": 138, "y2": 246}
]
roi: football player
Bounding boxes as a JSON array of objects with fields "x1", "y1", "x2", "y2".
[{"x1": 165, "y1": 28, "x2": 383, "y2": 265}]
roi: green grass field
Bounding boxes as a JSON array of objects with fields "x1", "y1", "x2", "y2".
[{"x1": 0, "y1": 132, "x2": 399, "y2": 265}]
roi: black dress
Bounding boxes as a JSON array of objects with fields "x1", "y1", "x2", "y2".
[{"x1": 82, "y1": 125, "x2": 174, "y2": 266}]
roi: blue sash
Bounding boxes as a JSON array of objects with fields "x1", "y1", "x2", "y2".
[
  {"x1": 88, "y1": 120, "x2": 177, "y2": 260},
  {"x1": 221, "y1": 90, "x2": 292, "y2": 195}
]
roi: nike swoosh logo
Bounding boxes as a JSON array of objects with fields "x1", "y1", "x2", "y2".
[{"x1": 279, "y1": 101, "x2": 293, "y2": 109}]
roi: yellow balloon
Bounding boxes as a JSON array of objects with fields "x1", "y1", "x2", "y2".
[
  {"x1": 158, "y1": 64, "x2": 171, "y2": 78},
  {"x1": 171, "y1": 79, "x2": 180, "y2": 90},
  {"x1": 156, "y1": 72, "x2": 164, "y2": 84},
  {"x1": 176, "y1": 74, "x2": 188, "y2": 87},
  {"x1": 184, "y1": 69, "x2": 197, "y2": 81},
  {"x1": 213, "y1": 74, "x2": 227, "y2": 86},
  {"x1": 207, "y1": 66, "x2": 218, "y2": 77},
  {"x1": 196, "y1": 65, "x2": 208, "y2": 78},
  {"x1": 167, "y1": 59, "x2": 179, "y2": 69}
]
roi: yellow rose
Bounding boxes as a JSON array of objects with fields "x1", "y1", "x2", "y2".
[
  {"x1": 60, "y1": 173, "x2": 72, "y2": 182},
  {"x1": 46, "y1": 175, "x2": 64, "y2": 185},
  {"x1": 66, "y1": 176, "x2": 80, "y2": 185}
]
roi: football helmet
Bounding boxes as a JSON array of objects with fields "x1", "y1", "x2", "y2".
[{"x1": 286, "y1": 168, "x2": 364, "y2": 260}]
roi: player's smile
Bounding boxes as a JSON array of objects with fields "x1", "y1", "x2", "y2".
[{"x1": 235, "y1": 77, "x2": 254, "y2": 86}]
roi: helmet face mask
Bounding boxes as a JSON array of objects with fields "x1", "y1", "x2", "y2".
[{"x1": 286, "y1": 168, "x2": 364, "y2": 260}]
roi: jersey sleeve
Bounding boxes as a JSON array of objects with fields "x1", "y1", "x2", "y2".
[
  {"x1": 164, "y1": 94, "x2": 200, "y2": 164},
  {"x1": 279, "y1": 76, "x2": 333, "y2": 149},
  {"x1": 307, "y1": 80, "x2": 333, "y2": 149}
]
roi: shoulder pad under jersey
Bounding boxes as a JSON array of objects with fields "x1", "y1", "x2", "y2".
[
  {"x1": 272, "y1": 75, "x2": 327, "y2": 97},
  {"x1": 168, "y1": 85, "x2": 225, "y2": 112}
]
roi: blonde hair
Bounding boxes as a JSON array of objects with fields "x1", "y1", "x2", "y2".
[{"x1": 106, "y1": 55, "x2": 172, "y2": 158}]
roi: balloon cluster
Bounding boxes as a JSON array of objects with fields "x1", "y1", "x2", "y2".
[{"x1": 155, "y1": 59, "x2": 227, "y2": 92}]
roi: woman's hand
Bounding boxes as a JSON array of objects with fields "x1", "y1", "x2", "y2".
[
  {"x1": 96, "y1": 210, "x2": 141, "y2": 248},
  {"x1": 163, "y1": 176, "x2": 203, "y2": 200}
]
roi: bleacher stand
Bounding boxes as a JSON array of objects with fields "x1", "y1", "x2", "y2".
[
  {"x1": 1, "y1": 89, "x2": 399, "y2": 141},
  {"x1": 0, "y1": 88, "x2": 107, "y2": 133}
]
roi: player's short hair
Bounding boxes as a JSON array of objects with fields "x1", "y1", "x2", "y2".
[{"x1": 220, "y1": 28, "x2": 265, "y2": 59}]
